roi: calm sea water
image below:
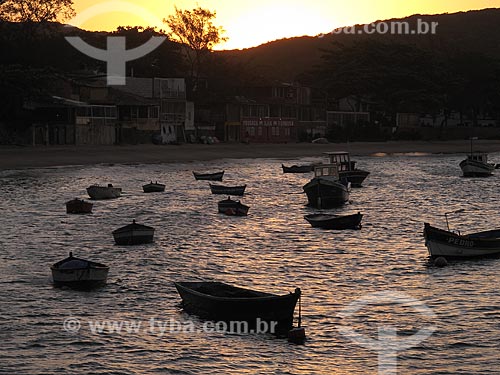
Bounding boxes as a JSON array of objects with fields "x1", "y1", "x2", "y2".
[{"x1": 1, "y1": 153, "x2": 500, "y2": 375}]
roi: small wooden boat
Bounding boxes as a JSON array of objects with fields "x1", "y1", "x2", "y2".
[
  {"x1": 303, "y1": 164, "x2": 350, "y2": 208},
  {"x1": 51, "y1": 252, "x2": 109, "y2": 289},
  {"x1": 143, "y1": 181, "x2": 165, "y2": 193},
  {"x1": 282, "y1": 164, "x2": 313, "y2": 173},
  {"x1": 193, "y1": 171, "x2": 224, "y2": 181},
  {"x1": 112, "y1": 220, "x2": 155, "y2": 245},
  {"x1": 218, "y1": 197, "x2": 250, "y2": 216},
  {"x1": 304, "y1": 212, "x2": 363, "y2": 229},
  {"x1": 209, "y1": 183, "x2": 246, "y2": 196},
  {"x1": 174, "y1": 281, "x2": 301, "y2": 333},
  {"x1": 66, "y1": 198, "x2": 93, "y2": 214},
  {"x1": 423, "y1": 222, "x2": 500, "y2": 258},
  {"x1": 86, "y1": 184, "x2": 122, "y2": 200}
]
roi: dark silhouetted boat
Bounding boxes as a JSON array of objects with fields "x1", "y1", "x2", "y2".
[
  {"x1": 143, "y1": 181, "x2": 165, "y2": 193},
  {"x1": 174, "y1": 281, "x2": 301, "y2": 333},
  {"x1": 193, "y1": 171, "x2": 224, "y2": 181},
  {"x1": 66, "y1": 198, "x2": 93, "y2": 214},
  {"x1": 324, "y1": 151, "x2": 370, "y2": 187},
  {"x1": 51, "y1": 252, "x2": 109, "y2": 289},
  {"x1": 304, "y1": 212, "x2": 363, "y2": 229},
  {"x1": 209, "y1": 183, "x2": 246, "y2": 196},
  {"x1": 218, "y1": 197, "x2": 249, "y2": 216},
  {"x1": 282, "y1": 164, "x2": 313, "y2": 173},
  {"x1": 86, "y1": 184, "x2": 122, "y2": 199},
  {"x1": 112, "y1": 220, "x2": 155, "y2": 245},
  {"x1": 423, "y1": 222, "x2": 500, "y2": 258},
  {"x1": 303, "y1": 164, "x2": 350, "y2": 208}
]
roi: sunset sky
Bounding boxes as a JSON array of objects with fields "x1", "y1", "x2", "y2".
[{"x1": 72, "y1": 0, "x2": 500, "y2": 50}]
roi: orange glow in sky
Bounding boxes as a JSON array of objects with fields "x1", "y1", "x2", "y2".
[{"x1": 71, "y1": 0, "x2": 500, "y2": 50}]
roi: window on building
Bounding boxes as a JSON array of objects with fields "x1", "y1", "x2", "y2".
[{"x1": 257, "y1": 126, "x2": 263, "y2": 136}]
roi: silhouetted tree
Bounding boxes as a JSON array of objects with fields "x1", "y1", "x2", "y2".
[
  {"x1": 0, "y1": 0, "x2": 74, "y2": 23},
  {"x1": 164, "y1": 6, "x2": 227, "y2": 91}
]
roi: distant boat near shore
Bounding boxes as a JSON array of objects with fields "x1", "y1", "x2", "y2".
[
  {"x1": 209, "y1": 183, "x2": 246, "y2": 196},
  {"x1": 66, "y1": 198, "x2": 93, "y2": 214},
  {"x1": 193, "y1": 171, "x2": 224, "y2": 181},
  {"x1": 143, "y1": 181, "x2": 165, "y2": 193},
  {"x1": 86, "y1": 184, "x2": 122, "y2": 200},
  {"x1": 324, "y1": 151, "x2": 370, "y2": 187},
  {"x1": 282, "y1": 164, "x2": 313, "y2": 173},
  {"x1": 459, "y1": 137, "x2": 495, "y2": 177}
]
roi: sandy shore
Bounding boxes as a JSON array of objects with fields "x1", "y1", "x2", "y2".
[{"x1": 2, "y1": 140, "x2": 500, "y2": 170}]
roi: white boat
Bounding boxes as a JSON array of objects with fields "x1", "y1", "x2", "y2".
[
  {"x1": 424, "y1": 223, "x2": 500, "y2": 258},
  {"x1": 323, "y1": 151, "x2": 370, "y2": 187},
  {"x1": 51, "y1": 252, "x2": 109, "y2": 289},
  {"x1": 459, "y1": 153, "x2": 494, "y2": 177},
  {"x1": 459, "y1": 138, "x2": 495, "y2": 177},
  {"x1": 303, "y1": 164, "x2": 350, "y2": 208},
  {"x1": 112, "y1": 220, "x2": 155, "y2": 245},
  {"x1": 86, "y1": 184, "x2": 122, "y2": 199}
]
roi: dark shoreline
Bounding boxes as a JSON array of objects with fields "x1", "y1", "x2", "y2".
[{"x1": 2, "y1": 140, "x2": 500, "y2": 170}]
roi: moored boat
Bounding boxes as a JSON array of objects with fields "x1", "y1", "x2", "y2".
[
  {"x1": 174, "y1": 281, "x2": 301, "y2": 333},
  {"x1": 303, "y1": 164, "x2": 350, "y2": 209},
  {"x1": 193, "y1": 171, "x2": 224, "y2": 181},
  {"x1": 143, "y1": 181, "x2": 166, "y2": 193},
  {"x1": 218, "y1": 197, "x2": 250, "y2": 216},
  {"x1": 324, "y1": 151, "x2": 370, "y2": 187},
  {"x1": 66, "y1": 198, "x2": 93, "y2": 214},
  {"x1": 459, "y1": 138, "x2": 495, "y2": 177},
  {"x1": 304, "y1": 212, "x2": 363, "y2": 229},
  {"x1": 423, "y1": 222, "x2": 500, "y2": 258},
  {"x1": 51, "y1": 252, "x2": 109, "y2": 289},
  {"x1": 112, "y1": 220, "x2": 155, "y2": 245},
  {"x1": 86, "y1": 184, "x2": 122, "y2": 200},
  {"x1": 209, "y1": 183, "x2": 246, "y2": 196},
  {"x1": 459, "y1": 153, "x2": 494, "y2": 177},
  {"x1": 282, "y1": 164, "x2": 313, "y2": 173}
]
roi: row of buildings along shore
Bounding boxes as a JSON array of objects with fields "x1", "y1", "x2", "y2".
[{"x1": 16, "y1": 75, "x2": 500, "y2": 146}]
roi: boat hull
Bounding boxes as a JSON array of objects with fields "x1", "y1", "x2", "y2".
[
  {"x1": 459, "y1": 159, "x2": 494, "y2": 177},
  {"x1": 66, "y1": 199, "x2": 93, "y2": 214},
  {"x1": 423, "y1": 223, "x2": 500, "y2": 258},
  {"x1": 210, "y1": 184, "x2": 246, "y2": 196},
  {"x1": 339, "y1": 170, "x2": 370, "y2": 187},
  {"x1": 86, "y1": 186, "x2": 122, "y2": 200},
  {"x1": 282, "y1": 164, "x2": 313, "y2": 173},
  {"x1": 51, "y1": 268, "x2": 109, "y2": 288},
  {"x1": 143, "y1": 183, "x2": 165, "y2": 193},
  {"x1": 174, "y1": 282, "x2": 300, "y2": 332},
  {"x1": 193, "y1": 171, "x2": 224, "y2": 181},
  {"x1": 304, "y1": 212, "x2": 362, "y2": 229},
  {"x1": 51, "y1": 254, "x2": 109, "y2": 290},
  {"x1": 303, "y1": 177, "x2": 349, "y2": 208},
  {"x1": 218, "y1": 198, "x2": 249, "y2": 216},
  {"x1": 113, "y1": 229, "x2": 154, "y2": 245}
]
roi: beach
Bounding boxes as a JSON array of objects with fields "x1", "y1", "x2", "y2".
[{"x1": 2, "y1": 140, "x2": 500, "y2": 170}]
